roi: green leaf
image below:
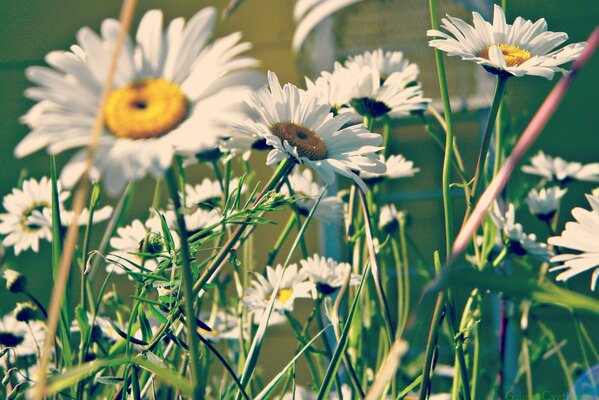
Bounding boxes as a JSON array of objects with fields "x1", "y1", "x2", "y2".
[{"x1": 95, "y1": 376, "x2": 124, "y2": 385}]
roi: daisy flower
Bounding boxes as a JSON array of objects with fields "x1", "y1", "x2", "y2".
[
  {"x1": 106, "y1": 219, "x2": 173, "y2": 275},
  {"x1": 0, "y1": 177, "x2": 110, "y2": 255},
  {"x1": 300, "y1": 254, "x2": 360, "y2": 295},
  {"x1": 379, "y1": 204, "x2": 405, "y2": 233},
  {"x1": 243, "y1": 264, "x2": 313, "y2": 325},
  {"x1": 490, "y1": 203, "x2": 553, "y2": 261},
  {"x1": 184, "y1": 177, "x2": 246, "y2": 209},
  {"x1": 16, "y1": 8, "x2": 261, "y2": 196},
  {"x1": 526, "y1": 186, "x2": 567, "y2": 220},
  {"x1": 282, "y1": 167, "x2": 344, "y2": 224},
  {"x1": 522, "y1": 151, "x2": 599, "y2": 183},
  {"x1": 199, "y1": 309, "x2": 247, "y2": 342},
  {"x1": 147, "y1": 208, "x2": 221, "y2": 237},
  {"x1": 362, "y1": 154, "x2": 420, "y2": 182},
  {"x1": 345, "y1": 48, "x2": 420, "y2": 84},
  {"x1": 548, "y1": 194, "x2": 599, "y2": 290},
  {"x1": 0, "y1": 314, "x2": 45, "y2": 357},
  {"x1": 237, "y1": 71, "x2": 385, "y2": 192},
  {"x1": 427, "y1": 5, "x2": 586, "y2": 79},
  {"x1": 304, "y1": 62, "x2": 361, "y2": 114}
]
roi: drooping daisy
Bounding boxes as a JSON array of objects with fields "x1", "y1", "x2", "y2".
[
  {"x1": 0, "y1": 177, "x2": 75, "y2": 255},
  {"x1": 379, "y1": 204, "x2": 405, "y2": 233},
  {"x1": 106, "y1": 219, "x2": 173, "y2": 275},
  {"x1": 526, "y1": 186, "x2": 567, "y2": 221},
  {"x1": 522, "y1": 151, "x2": 599, "y2": 183},
  {"x1": 0, "y1": 314, "x2": 45, "y2": 357},
  {"x1": 345, "y1": 48, "x2": 420, "y2": 84},
  {"x1": 490, "y1": 203, "x2": 553, "y2": 261},
  {"x1": 16, "y1": 8, "x2": 261, "y2": 196},
  {"x1": 362, "y1": 154, "x2": 420, "y2": 182},
  {"x1": 282, "y1": 167, "x2": 344, "y2": 224},
  {"x1": 237, "y1": 71, "x2": 385, "y2": 192},
  {"x1": 548, "y1": 194, "x2": 599, "y2": 290},
  {"x1": 243, "y1": 264, "x2": 313, "y2": 325},
  {"x1": 300, "y1": 254, "x2": 360, "y2": 295},
  {"x1": 427, "y1": 4, "x2": 586, "y2": 79}
]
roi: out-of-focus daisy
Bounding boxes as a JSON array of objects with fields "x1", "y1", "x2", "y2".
[
  {"x1": 184, "y1": 177, "x2": 245, "y2": 209},
  {"x1": 526, "y1": 186, "x2": 567, "y2": 221},
  {"x1": 0, "y1": 314, "x2": 45, "y2": 357},
  {"x1": 199, "y1": 309, "x2": 247, "y2": 342},
  {"x1": 147, "y1": 208, "x2": 221, "y2": 237},
  {"x1": 282, "y1": 167, "x2": 343, "y2": 224},
  {"x1": 379, "y1": 204, "x2": 405, "y2": 233},
  {"x1": 362, "y1": 154, "x2": 419, "y2": 182},
  {"x1": 243, "y1": 264, "x2": 313, "y2": 325},
  {"x1": 300, "y1": 254, "x2": 360, "y2": 295},
  {"x1": 237, "y1": 71, "x2": 385, "y2": 192},
  {"x1": 292, "y1": 0, "x2": 365, "y2": 52},
  {"x1": 0, "y1": 177, "x2": 70, "y2": 255},
  {"x1": 16, "y1": 8, "x2": 261, "y2": 196},
  {"x1": 427, "y1": 5, "x2": 586, "y2": 79},
  {"x1": 304, "y1": 63, "x2": 360, "y2": 114},
  {"x1": 106, "y1": 219, "x2": 172, "y2": 275},
  {"x1": 490, "y1": 203, "x2": 553, "y2": 261},
  {"x1": 522, "y1": 151, "x2": 599, "y2": 183},
  {"x1": 345, "y1": 49, "x2": 420, "y2": 84},
  {"x1": 548, "y1": 194, "x2": 599, "y2": 290}
]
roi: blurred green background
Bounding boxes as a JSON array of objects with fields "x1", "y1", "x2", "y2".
[{"x1": 0, "y1": 0, "x2": 598, "y2": 396}]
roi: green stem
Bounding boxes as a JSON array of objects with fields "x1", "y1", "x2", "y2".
[
  {"x1": 165, "y1": 167, "x2": 202, "y2": 399},
  {"x1": 469, "y1": 75, "x2": 508, "y2": 208},
  {"x1": 382, "y1": 116, "x2": 391, "y2": 157},
  {"x1": 192, "y1": 158, "x2": 294, "y2": 294},
  {"x1": 266, "y1": 215, "x2": 296, "y2": 265}
]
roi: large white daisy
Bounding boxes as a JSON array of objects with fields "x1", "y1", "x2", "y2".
[
  {"x1": 282, "y1": 167, "x2": 344, "y2": 224},
  {"x1": 16, "y1": 8, "x2": 262, "y2": 196},
  {"x1": 522, "y1": 151, "x2": 599, "y2": 183},
  {"x1": 427, "y1": 5, "x2": 586, "y2": 79},
  {"x1": 243, "y1": 264, "x2": 313, "y2": 325},
  {"x1": 548, "y1": 194, "x2": 599, "y2": 290},
  {"x1": 237, "y1": 71, "x2": 385, "y2": 192},
  {"x1": 299, "y1": 254, "x2": 360, "y2": 296},
  {"x1": 490, "y1": 203, "x2": 553, "y2": 261}
]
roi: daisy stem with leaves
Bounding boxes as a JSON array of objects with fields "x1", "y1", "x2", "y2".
[{"x1": 165, "y1": 166, "x2": 202, "y2": 398}]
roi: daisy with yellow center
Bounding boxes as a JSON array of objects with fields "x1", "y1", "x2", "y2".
[
  {"x1": 16, "y1": 8, "x2": 262, "y2": 196},
  {"x1": 243, "y1": 264, "x2": 313, "y2": 326},
  {"x1": 236, "y1": 71, "x2": 385, "y2": 192},
  {"x1": 427, "y1": 4, "x2": 586, "y2": 78}
]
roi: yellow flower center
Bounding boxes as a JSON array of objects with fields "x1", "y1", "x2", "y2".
[
  {"x1": 270, "y1": 122, "x2": 328, "y2": 161},
  {"x1": 104, "y1": 78, "x2": 188, "y2": 140},
  {"x1": 479, "y1": 44, "x2": 532, "y2": 67},
  {"x1": 277, "y1": 288, "x2": 294, "y2": 304},
  {"x1": 20, "y1": 202, "x2": 49, "y2": 232}
]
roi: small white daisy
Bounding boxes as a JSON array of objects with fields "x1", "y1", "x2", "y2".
[
  {"x1": 525, "y1": 186, "x2": 567, "y2": 220},
  {"x1": 0, "y1": 177, "x2": 77, "y2": 255},
  {"x1": 0, "y1": 314, "x2": 45, "y2": 357},
  {"x1": 147, "y1": 208, "x2": 221, "y2": 236},
  {"x1": 548, "y1": 194, "x2": 599, "y2": 290},
  {"x1": 300, "y1": 254, "x2": 360, "y2": 295},
  {"x1": 107, "y1": 219, "x2": 172, "y2": 275},
  {"x1": 282, "y1": 167, "x2": 344, "y2": 224},
  {"x1": 362, "y1": 154, "x2": 420, "y2": 182},
  {"x1": 184, "y1": 177, "x2": 246, "y2": 209},
  {"x1": 522, "y1": 151, "x2": 599, "y2": 183},
  {"x1": 199, "y1": 309, "x2": 247, "y2": 343},
  {"x1": 490, "y1": 203, "x2": 553, "y2": 261},
  {"x1": 345, "y1": 48, "x2": 421, "y2": 84},
  {"x1": 304, "y1": 62, "x2": 361, "y2": 114},
  {"x1": 237, "y1": 71, "x2": 385, "y2": 192},
  {"x1": 427, "y1": 5, "x2": 586, "y2": 79},
  {"x1": 379, "y1": 204, "x2": 404, "y2": 233},
  {"x1": 243, "y1": 264, "x2": 313, "y2": 325},
  {"x1": 16, "y1": 8, "x2": 261, "y2": 196}
]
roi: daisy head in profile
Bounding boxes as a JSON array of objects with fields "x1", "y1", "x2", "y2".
[
  {"x1": 16, "y1": 8, "x2": 261, "y2": 196},
  {"x1": 237, "y1": 71, "x2": 385, "y2": 192},
  {"x1": 549, "y1": 194, "x2": 599, "y2": 290},
  {"x1": 427, "y1": 5, "x2": 586, "y2": 79},
  {"x1": 300, "y1": 254, "x2": 360, "y2": 296}
]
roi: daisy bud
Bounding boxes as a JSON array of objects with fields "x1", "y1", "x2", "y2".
[
  {"x1": 3, "y1": 268, "x2": 26, "y2": 293},
  {"x1": 14, "y1": 302, "x2": 37, "y2": 323}
]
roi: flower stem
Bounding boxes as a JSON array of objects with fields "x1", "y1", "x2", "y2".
[
  {"x1": 165, "y1": 166, "x2": 202, "y2": 398},
  {"x1": 469, "y1": 75, "x2": 508, "y2": 208},
  {"x1": 192, "y1": 158, "x2": 294, "y2": 295}
]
